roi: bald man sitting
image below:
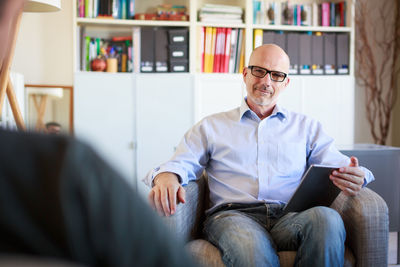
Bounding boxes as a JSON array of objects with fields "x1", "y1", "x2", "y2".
[{"x1": 145, "y1": 44, "x2": 375, "y2": 267}]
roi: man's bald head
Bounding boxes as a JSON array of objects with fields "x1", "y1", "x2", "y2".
[{"x1": 248, "y1": 44, "x2": 290, "y2": 73}]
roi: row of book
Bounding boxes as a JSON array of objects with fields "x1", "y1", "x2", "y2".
[
  {"x1": 77, "y1": 0, "x2": 135, "y2": 19},
  {"x1": 199, "y1": 27, "x2": 246, "y2": 74},
  {"x1": 198, "y1": 4, "x2": 244, "y2": 24},
  {"x1": 79, "y1": 27, "x2": 190, "y2": 73},
  {"x1": 253, "y1": 0, "x2": 347, "y2": 27},
  {"x1": 81, "y1": 35, "x2": 133, "y2": 72},
  {"x1": 254, "y1": 30, "x2": 349, "y2": 75}
]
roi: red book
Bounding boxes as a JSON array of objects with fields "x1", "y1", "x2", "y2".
[
  {"x1": 339, "y1": 2, "x2": 345, "y2": 26},
  {"x1": 218, "y1": 28, "x2": 226, "y2": 73},
  {"x1": 213, "y1": 28, "x2": 221, "y2": 73},
  {"x1": 112, "y1": 36, "x2": 133, "y2": 42},
  {"x1": 223, "y1": 28, "x2": 232, "y2": 73},
  {"x1": 219, "y1": 28, "x2": 226, "y2": 73}
]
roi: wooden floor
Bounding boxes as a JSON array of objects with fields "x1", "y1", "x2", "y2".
[{"x1": 389, "y1": 232, "x2": 399, "y2": 266}]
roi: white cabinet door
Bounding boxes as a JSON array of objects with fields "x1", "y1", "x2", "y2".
[
  {"x1": 135, "y1": 73, "x2": 194, "y2": 196},
  {"x1": 74, "y1": 72, "x2": 135, "y2": 185}
]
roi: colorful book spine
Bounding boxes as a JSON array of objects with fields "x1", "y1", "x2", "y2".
[
  {"x1": 112, "y1": 0, "x2": 118, "y2": 18},
  {"x1": 128, "y1": 0, "x2": 135, "y2": 19},
  {"x1": 322, "y1": 2, "x2": 330, "y2": 26},
  {"x1": 204, "y1": 27, "x2": 212, "y2": 73},
  {"x1": 228, "y1": 29, "x2": 237, "y2": 73},
  {"x1": 93, "y1": 0, "x2": 98, "y2": 18},
  {"x1": 199, "y1": 27, "x2": 205, "y2": 73},
  {"x1": 330, "y1": 2, "x2": 335, "y2": 26},
  {"x1": 209, "y1": 27, "x2": 217, "y2": 73},
  {"x1": 218, "y1": 28, "x2": 226, "y2": 73},
  {"x1": 213, "y1": 28, "x2": 221, "y2": 73},
  {"x1": 78, "y1": 0, "x2": 85, "y2": 17},
  {"x1": 312, "y1": 3, "x2": 319, "y2": 26},
  {"x1": 297, "y1": 5, "x2": 301, "y2": 26},
  {"x1": 87, "y1": 0, "x2": 93, "y2": 18},
  {"x1": 85, "y1": 0, "x2": 89, "y2": 17},
  {"x1": 293, "y1": 4, "x2": 297, "y2": 25},
  {"x1": 132, "y1": 27, "x2": 141, "y2": 73},
  {"x1": 238, "y1": 29, "x2": 245, "y2": 73},
  {"x1": 223, "y1": 28, "x2": 231, "y2": 73},
  {"x1": 121, "y1": 0, "x2": 128, "y2": 19},
  {"x1": 340, "y1": 1, "x2": 346, "y2": 26},
  {"x1": 234, "y1": 29, "x2": 243, "y2": 73},
  {"x1": 253, "y1": 0, "x2": 261, "y2": 24},
  {"x1": 85, "y1": 36, "x2": 90, "y2": 71}
]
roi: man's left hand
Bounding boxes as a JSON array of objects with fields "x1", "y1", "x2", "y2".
[{"x1": 330, "y1": 156, "x2": 365, "y2": 196}]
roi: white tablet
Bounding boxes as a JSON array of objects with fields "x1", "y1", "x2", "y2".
[{"x1": 283, "y1": 164, "x2": 341, "y2": 213}]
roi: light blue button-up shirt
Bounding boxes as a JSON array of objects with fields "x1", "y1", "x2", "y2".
[{"x1": 146, "y1": 99, "x2": 374, "y2": 212}]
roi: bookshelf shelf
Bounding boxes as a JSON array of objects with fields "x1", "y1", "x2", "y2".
[
  {"x1": 76, "y1": 18, "x2": 191, "y2": 27},
  {"x1": 251, "y1": 24, "x2": 352, "y2": 33},
  {"x1": 196, "y1": 22, "x2": 246, "y2": 29}
]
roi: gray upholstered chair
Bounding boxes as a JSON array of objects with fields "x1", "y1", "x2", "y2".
[{"x1": 164, "y1": 174, "x2": 389, "y2": 267}]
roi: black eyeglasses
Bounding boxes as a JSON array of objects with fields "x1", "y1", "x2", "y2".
[{"x1": 248, "y1": 65, "x2": 287, "y2": 82}]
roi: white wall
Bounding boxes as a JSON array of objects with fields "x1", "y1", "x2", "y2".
[
  {"x1": 11, "y1": 0, "x2": 73, "y2": 86},
  {"x1": 354, "y1": 84, "x2": 376, "y2": 144}
]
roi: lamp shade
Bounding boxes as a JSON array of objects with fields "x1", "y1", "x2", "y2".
[{"x1": 24, "y1": 0, "x2": 61, "y2": 12}]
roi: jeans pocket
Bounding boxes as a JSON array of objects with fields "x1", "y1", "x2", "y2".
[{"x1": 277, "y1": 142, "x2": 306, "y2": 176}]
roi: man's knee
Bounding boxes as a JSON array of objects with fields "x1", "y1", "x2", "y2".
[
  {"x1": 306, "y1": 206, "x2": 346, "y2": 241},
  {"x1": 204, "y1": 210, "x2": 279, "y2": 266}
]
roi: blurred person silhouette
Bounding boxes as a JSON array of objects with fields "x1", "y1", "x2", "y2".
[{"x1": 0, "y1": 0, "x2": 196, "y2": 266}]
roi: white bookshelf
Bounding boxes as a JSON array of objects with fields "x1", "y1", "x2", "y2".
[{"x1": 72, "y1": 0, "x2": 355, "y2": 75}]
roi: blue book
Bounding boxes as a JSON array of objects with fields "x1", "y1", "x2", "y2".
[
  {"x1": 330, "y1": 2, "x2": 335, "y2": 26},
  {"x1": 253, "y1": 0, "x2": 261, "y2": 24},
  {"x1": 128, "y1": 0, "x2": 135, "y2": 19},
  {"x1": 121, "y1": 0, "x2": 127, "y2": 19},
  {"x1": 293, "y1": 4, "x2": 297, "y2": 25}
]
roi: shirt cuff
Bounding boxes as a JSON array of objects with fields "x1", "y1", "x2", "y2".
[
  {"x1": 360, "y1": 166, "x2": 374, "y2": 187},
  {"x1": 146, "y1": 165, "x2": 188, "y2": 187}
]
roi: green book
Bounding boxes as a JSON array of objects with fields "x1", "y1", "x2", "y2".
[
  {"x1": 85, "y1": 36, "x2": 90, "y2": 71},
  {"x1": 85, "y1": 0, "x2": 89, "y2": 17}
]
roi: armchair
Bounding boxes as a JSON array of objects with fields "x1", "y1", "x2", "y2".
[{"x1": 164, "y1": 174, "x2": 389, "y2": 267}]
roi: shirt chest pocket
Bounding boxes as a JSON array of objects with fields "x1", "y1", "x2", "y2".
[{"x1": 276, "y1": 142, "x2": 307, "y2": 176}]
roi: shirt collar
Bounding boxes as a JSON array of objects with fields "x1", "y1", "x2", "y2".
[{"x1": 239, "y1": 97, "x2": 287, "y2": 122}]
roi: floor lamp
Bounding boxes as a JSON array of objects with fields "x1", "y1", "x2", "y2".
[{"x1": 0, "y1": 0, "x2": 61, "y2": 131}]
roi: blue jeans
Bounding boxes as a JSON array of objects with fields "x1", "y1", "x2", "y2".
[{"x1": 204, "y1": 203, "x2": 345, "y2": 267}]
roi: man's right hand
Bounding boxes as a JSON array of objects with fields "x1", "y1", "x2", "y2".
[{"x1": 148, "y1": 172, "x2": 186, "y2": 217}]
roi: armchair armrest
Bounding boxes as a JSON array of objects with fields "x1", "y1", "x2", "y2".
[
  {"x1": 163, "y1": 177, "x2": 207, "y2": 242},
  {"x1": 331, "y1": 187, "x2": 389, "y2": 267}
]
